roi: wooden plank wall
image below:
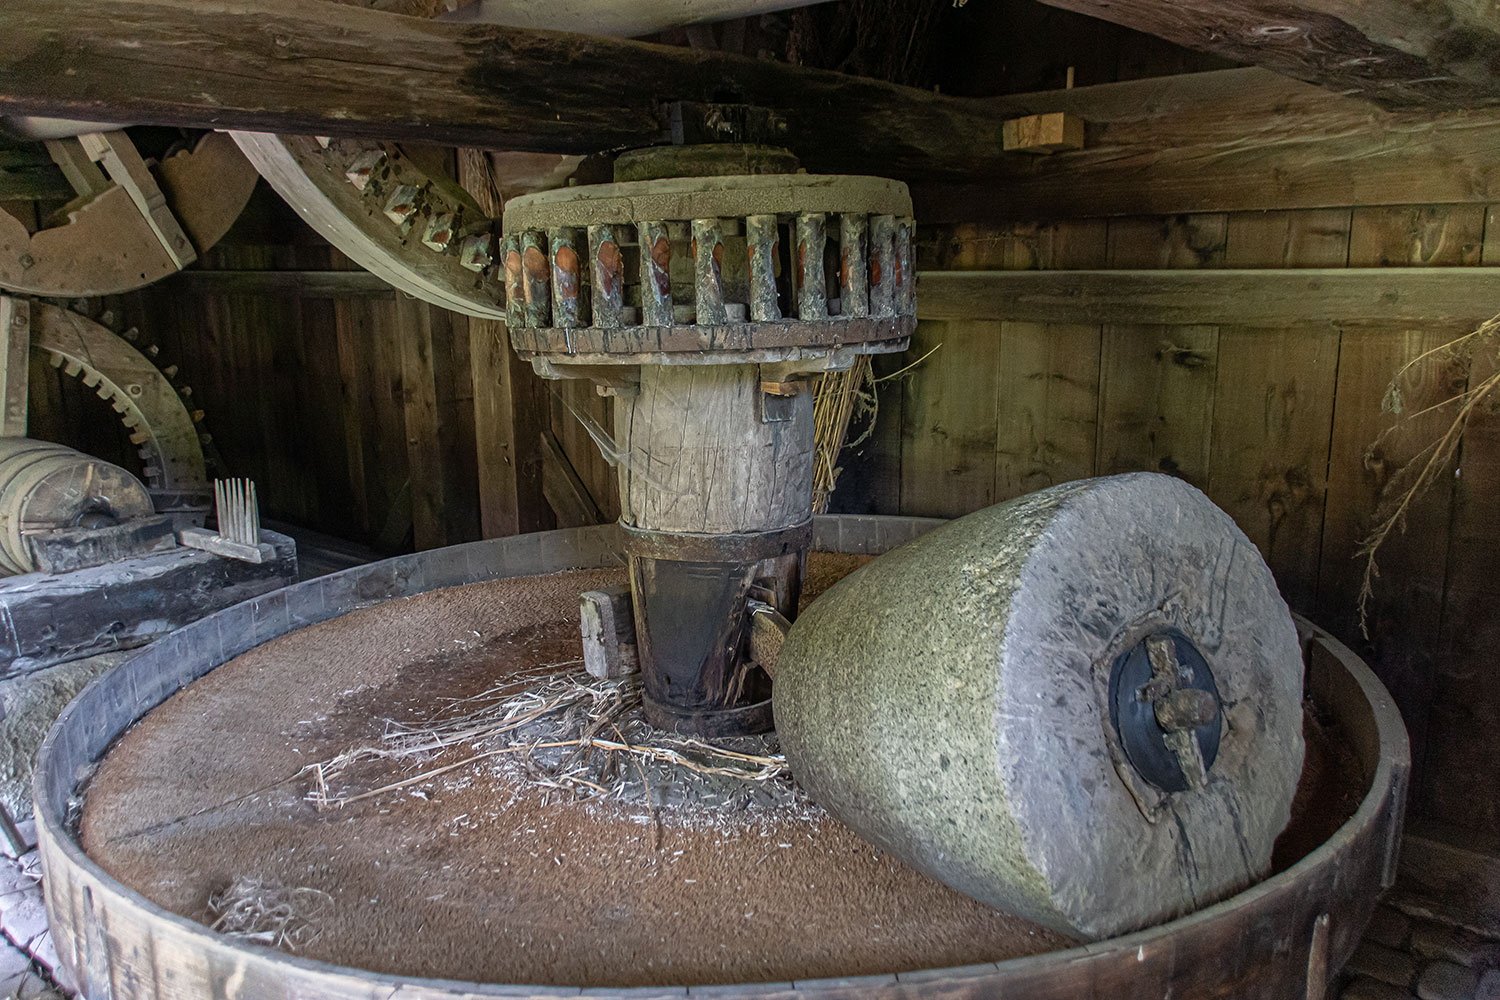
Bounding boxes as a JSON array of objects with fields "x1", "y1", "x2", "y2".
[
  {"x1": 834, "y1": 205, "x2": 1497, "y2": 830},
  {"x1": 97, "y1": 196, "x2": 489, "y2": 553}
]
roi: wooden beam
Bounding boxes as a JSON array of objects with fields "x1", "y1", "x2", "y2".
[
  {"x1": 917, "y1": 268, "x2": 1500, "y2": 328},
  {"x1": 0, "y1": 0, "x2": 1013, "y2": 182},
  {"x1": 458, "y1": 148, "x2": 551, "y2": 538},
  {"x1": 913, "y1": 68, "x2": 1500, "y2": 221},
  {"x1": 164, "y1": 269, "x2": 395, "y2": 298},
  {"x1": 0, "y1": 296, "x2": 28, "y2": 437},
  {"x1": 1033, "y1": 0, "x2": 1500, "y2": 110},
  {"x1": 540, "y1": 426, "x2": 605, "y2": 528}
]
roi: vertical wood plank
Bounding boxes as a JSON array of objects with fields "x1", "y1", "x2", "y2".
[
  {"x1": 1095, "y1": 324, "x2": 1219, "y2": 488},
  {"x1": 1316, "y1": 328, "x2": 1463, "y2": 794},
  {"x1": 1105, "y1": 214, "x2": 1228, "y2": 269},
  {"x1": 458, "y1": 147, "x2": 551, "y2": 538},
  {"x1": 1207, "y1": 328, "x2": 1339, "y2": 613},
  {"x1": 993, "y1": 321, "x2": 1101, "y2": 501},
  {"x1": 1207, "y1": 209, "x2": 1350, "y2": 613},
  {"x1": 1423, "y1": 203, "x2": 1500, "y2": 826},
  {"x1": 364, "y1": 297, "x2": 416, "y2": 548},
  {"x1": 333, "y1": 300, "x2": 372, "y2": 536},
  {"x1": 428, "y1": 305, "x2": 481, "y2": 544},
  {"x1": 395, "y1": 296, "x2": 447, "y2": 551},
  {"x1": 1346, "y1": 206, "x2": 1486, "y2": 267},
  {"x1": 549, "y1": 378, "x2": 618, "y2": 523},
  {"x1": 1224, "y1": 209, "x2": 1352, "y2": 268},
  {"x1": 468, "y1": 315, "x2": 552, "y2": 537},
  {"x1": 1316, "y1": 206, "x2": 1485, "y2": 797},
  {"x1": 899, "y1": 319, "x2": 1002, "y2": 517}
]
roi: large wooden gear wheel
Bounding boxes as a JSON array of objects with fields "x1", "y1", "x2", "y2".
[
  {"x1": 0, "y1": 132, "x2": 257, "y2": 298},
  {"x1": 499, "y1": 169, "x2": 915, "y2": 368},
  {"x1": 6, "y1": 298, "x2": 211, "y2": 515}
]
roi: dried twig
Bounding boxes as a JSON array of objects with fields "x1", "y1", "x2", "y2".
[
  {"x1": 207, "y1": 877, "x2": 332, "y2": 951},
  {"x1": 302, "y1": 667, "x2": 788, "y2": 809},
  {"x1": 1357, "y1": 312, "x2": 1500, "y2": 635}
]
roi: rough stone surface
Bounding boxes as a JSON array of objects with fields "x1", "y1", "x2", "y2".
[
  {"x1": 1476, "y1": 969, "x2": 1500, "y2": 1000},
  {"x1": 1368, "y1": 907, "x2": 1416, "y2": 949},
  {"x1": 0, "y1": 651, "x2": 126, "y2": 819},
  {"x1": 775, "y1": 473, "x2": 1306, "y2": 940},
  {"x1": 1349, "y1": 943, "x2": 1420, "y2": 989},
  {"x1": 1414, "y1": 921, "x2": 1500, "y2": 969},
  {"x1": 0, "y1": 821, "x2": 70, "y2": 997},
  {"x1": 1342, "y1": 976, "x2": 1417, "y2": 1000},
  {"x1": 1417, "y1": 961, "x2": 1480, "y2": 1000}
]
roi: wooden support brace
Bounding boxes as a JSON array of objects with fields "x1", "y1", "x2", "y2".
[
  {"x1": 43, "y1": 137, "x2": 110, "y2": 198},
  {"x1": 77, "y1": 130, "x2": 197, "y2": 270},
  {"x1": 0, "y1": 296, "x2": 30, "y2": 438},
  {"x1": 540, "y1": 427, "x2": 604, "y2": 528}
]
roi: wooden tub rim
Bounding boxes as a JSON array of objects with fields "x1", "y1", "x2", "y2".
[{"x1": 32, "y1": 514, "x2": 1411, "y2": 999}]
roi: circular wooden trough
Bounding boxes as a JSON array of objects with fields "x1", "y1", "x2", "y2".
[{"x1": 34, "y1": 515, "x2": 1409, "y2": 1000}]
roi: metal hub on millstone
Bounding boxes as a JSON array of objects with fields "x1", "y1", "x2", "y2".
[{"x1": 1108, "y1": 629, "x2": 1224, "y2": 794}]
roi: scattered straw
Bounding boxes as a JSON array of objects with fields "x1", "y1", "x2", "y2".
[
  {"x1": 811, "y1": 357, "x2": 874, "y2": 514},
  {"x1": 302, "y1": 667, "x2": 789, "y2": 810},
  {"x1": 1357, "y1": 311, "x2": 1500, "y2": 635},
  {"x1": 207, "y1": 877, "x2": 333, "y2": 951}
]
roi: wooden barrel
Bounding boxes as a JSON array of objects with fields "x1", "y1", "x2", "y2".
[
  {"x1": 0, "y1": 437, "x2": 154, "y2": 574},
  {"x1": 32, "y1": 515, "x2": 1409, "y2": 1000}
]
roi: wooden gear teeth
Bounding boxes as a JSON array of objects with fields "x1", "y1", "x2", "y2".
[{"x1": 499, "y1": 175, "x2": 918, "y2": 367}]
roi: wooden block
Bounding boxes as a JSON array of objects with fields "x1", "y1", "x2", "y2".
[
  {"x1": 1002, "y1": 111, "x2": 1086, "y2": 154},
  {"x1": 177, "y1": 525, "x2": 275, "y2": 564},
  {"x1": 0, "y1": 531, "x2": 296, "y2": 678},
  {"x1": 27, "y1": 515, "x2": 177, "y2": 574},
  {"x1": 580, "y1": 586, "x2": 637, "y2": 680}
]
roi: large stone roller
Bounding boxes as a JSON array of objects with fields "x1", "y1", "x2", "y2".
[{"x1": 773, "y1": 473, "x2": 1305, "y2": 941}]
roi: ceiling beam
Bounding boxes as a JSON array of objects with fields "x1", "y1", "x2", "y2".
[
  {"x1": 911, "y1": 68, "x2": 1500, "y2": 221},
  {"x1": 1033, "y1": 0, "x2": 1500, "y2": 109},
  {"x1": 7, "y1": 0, "x2": 1500, "y2": 217},
  {"x1": 0, "y1": 0, "x2": 1015, "y2": 182}
]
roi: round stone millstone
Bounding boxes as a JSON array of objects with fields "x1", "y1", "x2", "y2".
[{"x1": 772, "y1": 473, "x2": 1306, "y2": 941}]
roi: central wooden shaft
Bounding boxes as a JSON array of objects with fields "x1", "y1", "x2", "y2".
[{"x1": 614, "y1": 363, "x2": 815, "y2": 735}]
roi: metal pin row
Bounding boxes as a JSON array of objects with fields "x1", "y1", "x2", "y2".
[{"x1": 500, "y1": 213, "x2": 915, "y2": 330}]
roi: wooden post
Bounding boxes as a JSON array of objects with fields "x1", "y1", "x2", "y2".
[
  {"x1": 839, "y1": 214, "x2": 869, "y2": 317},
  {"x1": 588, "y1": 223, "x2": 625, "y2": 329},
  {"x1": 458, "y1": 149, "x2": 550, "y2": 538},
  {"x1": 0, "y1": 297, "x2": 30, "y2": 438},
  {"x1": 637, "y1": 220, "x2": 673, "y2": 328},
  {"x1": 795, "y1": 213, "x2": 828, "y2": 321}
]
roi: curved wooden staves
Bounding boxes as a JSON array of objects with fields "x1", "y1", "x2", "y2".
[
  {"x1": 32, "y1": 515, "x2": 1409, "y2": 1000},
  {"x1": 0, "y1": 132, "x2": 258, "y2": 298},
  {"x1": 230, "y1": 132, "x2": 508, "y2": 319}
]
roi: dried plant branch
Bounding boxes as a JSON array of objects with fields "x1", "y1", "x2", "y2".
[
  {"x1": 301, "y1": 667, "x2": 788, "y2": 810},
  {"x1": 1357, "y1": 312, "x2": 1500, "y2": 636}
]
